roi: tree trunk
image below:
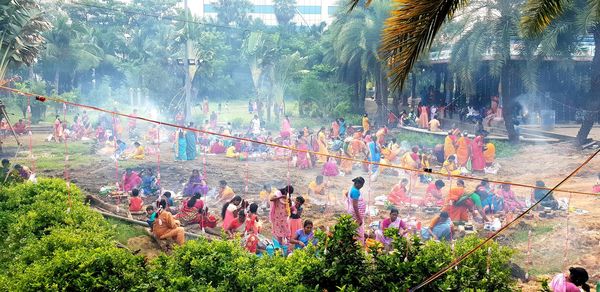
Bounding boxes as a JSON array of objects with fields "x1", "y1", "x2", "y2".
[
  {"x1": 358, "y1": 79, "x2": 366, "y2": 114},
  {"x1": 576, "y1": 25, "x2": 600, "y2": 146},
  {"x1": 393, "y1": 90, "x2": 401, "y2": 117},
  {"x1": 54, "y1": 69, "x2": 60, "y2": 94},
  {"x1": 500, "y1": 61, "x2": 519, "y2": 143}
]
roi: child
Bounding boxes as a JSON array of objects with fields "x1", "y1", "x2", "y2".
[
  {"x1": 146, "y1": 205, "x2": 157, "y2": 230},
  {"x1": 225, "y1": 210, "x2": 246, "y2": 238},
  {"x1": 129, "y1": 188, "x2": 144, "y2": 212},
  {"x1": 244, "y1": 203, "x2": 261, "y2": 253},
  {"x1": 288, "y1": 196, "x2": 305, "y2": 238}
]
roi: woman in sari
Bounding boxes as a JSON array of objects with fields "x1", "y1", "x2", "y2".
[
  {"x1": 388, "y1": 178, "x2": 412, "y2": 206},
  {"x1": 366, "y1": 136, "x2": 381, "y2": 177},
  {"x1": 296, "y1": 134, "x2": 311, "y2": 169},
  {"x1": 185, "y1": 124, "x2": 197, "y2": 160},
  {"x1": 331, "y1": 119, "x2": 340, "y2": 138},
  {"x1": 421, "y1": 211, "x2": 452, "y2": 241},
  {"x1": 444, "y1": 131, "x2": 457, "y2": 160},
  {"x1": 423, "y1": 180, "x2": 445, "y2": 207},
  {"x1": 418, "y1": 104, "x2": 429, "y2": 129},
  {"x1": 440, "y1": 155, "x2": 461, "y2": 176},
  {"x1": 498, "y1": 184, "x2": 524, "y2": 212},
  {"x1": 346, "y1": 177, "x2": 367, "y2": 243},
  {"x1": 471, "y1": 135, "x2": 485, "y2": 172},
  {"x1": 455, "y1": 133, "x2": 470, "y2": 167},
  {"x1": 340, "y1": 138, "x2": 354, "y2": 175},
  {"x1": 442, "y1": 180, "x2": 469, "y2": 222},
  {"x1": 140, "y1": 168, "x2": 160, "y2": 196},
  {"x1": 316, "y1": 127, "x2": 329, "y2": 163},
  {"x1": 222, "y1": 195, "x2": 244, "y2": 231},
  {"x1": 270, "y1": 185, "x2": 294, "y2": 245},
  {"x1": 122, "y1": 168, "x2": 142, "y2": 192},
  {"x1": 280, "y1": 116, "x2": 292, "y2": 138},
  {"x1": 550, "y1": 267, "x2": 590, "y2": 292},
  {"x1": 175, "y1": 130, "x2": 187, "y2": 160},
  {"x1": 53, "y1": 115, "x2": 62, "y2": 142},
  {"x1": 175, "y1": 193, "x2": 203, "y2": 225},
  {"x1": 362, "y1": 114, "x2": 370, "y2": 134},
  {"x1": 375, "y1": 208, "x2": 408, "y2": 247},
  {"x1": 183, "y1": 169, "x2": 208, "y2": 196},
  {"x1": 483, "y1": 140, "x2": 496, "y2": 166},
  {"x1": 322, "y1": 157, "x2": 339, "y2": 177}
]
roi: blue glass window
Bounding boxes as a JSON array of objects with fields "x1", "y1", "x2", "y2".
[
  {"x1": 328, "y1": 6, "x2": 338, "y2": 14},
  {"x1": 204, "y1": 4, "x2": 216, "y2": 13},
  {"x1": 297, "y1": 6, "x2": 321, "y2": 14},
  {"x1": 254, "y1": 5, "x2": 275, "y2": 13}
]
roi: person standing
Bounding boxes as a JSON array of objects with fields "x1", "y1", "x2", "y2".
[
  {"x1": 346, "y1": 177, "x2": 367, "y2": 243},
  {"x1": 185, "y1": 123, "x2": 197, "y2": 160},
  {"x1": 270, "y1": 185, "x2": 294, "y2": 245}
]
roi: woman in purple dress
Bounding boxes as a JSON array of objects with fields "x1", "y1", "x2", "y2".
[{"x1": 183, "y1": 169, "x2": 208, "y2": 197}]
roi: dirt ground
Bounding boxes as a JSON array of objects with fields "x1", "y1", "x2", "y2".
[{"x1": 2, "y1": 128, "x2": 599, "y2": 289}]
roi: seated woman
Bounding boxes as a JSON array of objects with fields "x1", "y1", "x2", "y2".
[
  {"x1": 140, "y1": 168, "x2": 160, "y2": 196},
  {"x1": 129, "y1": 188, "x2": 144, "y2": 212},
  {"x1": 308, "y1": 175, "x2": 326, "y2": 196},
  {"x1": 550, "y1": 266, "x2": 590, "y2": 292},
  {"x1": 422, "y1": 179, "x2": 445, "y2": 207},
  {"x1": 481, "y1": 191, "x2": 504, "y2": 214},
  {"x1": 182, "y1": 169, "x2": 208, "y2": 197},
  {"x1": 498, "y1": 184, "x2": 524, "y2": 212},
  {"x1": 98, "y1": 135, "x2": 116, "y2": 155},
  {"x1": 483, "y1": 141, "x2": 496, "y2": 166},
  {"x1": 221, "y1": 195, "x2": 244, "y2": 231},
  {"x1": 122, "y1": 168, "x2": 142, "y2": 192},
  {"x1": 421, "y1": 211, "x2": 453, "y2": 241},
  {"x1": 130, "y1": 141, "x2": 145, "y2": 159},
  {"x1": 175, "y1": 193, "x2": 204, "y2": 225},
  {"x1": 375, "y1": 208, "x2": 408, "y2": 247},
  {"x1": 531, "y1": 180, "x2": 559, "y2": 210},
  {"x1": 289, "y1": 220, "x2": 316, "y2": 250},
  {"x1": 439, "y1": 155, "x2": 461, "y2": 176},
  {"x1": 224, "y1": 210, "x2": 246, "y2": 239},
  {"x1": 593, "y1": 173, "x2": 600, "y2": 193},
  {"x1": 216, "y1": 180, "x2": 236, "y2": 204},
  {"x1": 153, "y1": 199, "x2": 185, "y2": 245},
  {"x1": 321, "y1": 157, "x2": 339, "y2": 177},
  {"x1": 210, "y1": 139, "x2": 226, "y2": 154},
  {"x1": 225, "y1": 145, "x2": 238, "y2": 158},
  {"x1": 387, "y1": 178, "x2": 412, "y2": 206}
]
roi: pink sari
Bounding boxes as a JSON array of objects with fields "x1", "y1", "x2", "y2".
[
  {"x1": 296, "y1": 142, "x2": 310, "y2": 169},
  {"x1": 280, "y1": 119, "x2": 291, "y2": 138}
]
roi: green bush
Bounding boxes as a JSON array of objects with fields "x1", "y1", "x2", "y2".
[{"x1": 0, "y1": 179, "x2": 516, "y2": 291}]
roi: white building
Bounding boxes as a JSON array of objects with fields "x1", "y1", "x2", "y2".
[{"x1": 190, "y1": 0, "x2": 340, "y2": 26}]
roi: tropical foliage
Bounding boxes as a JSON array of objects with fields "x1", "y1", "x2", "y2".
[{"x1": 0, "y1": 179, "x2": 516, "y2": 291}]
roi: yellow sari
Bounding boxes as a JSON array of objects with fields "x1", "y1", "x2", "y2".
[{"x1": 317, "y1": 131, "x2": 329, "y2": 163}]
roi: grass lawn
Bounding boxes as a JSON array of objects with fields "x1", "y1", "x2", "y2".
[{"x1": 106, "y1": 217, "x2": 149, "y2": 245}]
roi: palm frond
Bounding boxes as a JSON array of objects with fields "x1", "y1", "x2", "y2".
[
  {"x1": 379, "y1": 0, "x2": 468, "y2": 90},
  {"x1": 520, "y1": 0, "x2": 566, "y2": 38}
]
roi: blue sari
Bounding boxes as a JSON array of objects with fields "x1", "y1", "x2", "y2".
[
  {"x1": 185, "y1": 131, "x2": 197, "y2": 160},
  {"x1": 368, "y1": 141, "x2": 381, "y2": 173},
  {"x1": 141, "y1": 175, "x2": 159, "y2": 195},
  {"x1": 177, "y1": 137, "x2": 187, "y2": 160}
]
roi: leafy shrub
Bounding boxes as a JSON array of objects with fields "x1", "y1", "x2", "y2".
[{"x1": 0, "y1": 179, "x2": 516, "y2": 291}]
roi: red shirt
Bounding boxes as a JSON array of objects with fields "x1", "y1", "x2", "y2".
[{"x1": 129, "y1": 197, "x2": 144, "y2": 212}]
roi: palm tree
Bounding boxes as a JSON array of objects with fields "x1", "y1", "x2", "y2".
[
  {"x1": 274, "y1": 0, "x2": 297, "y2": 26},
  {"x1": 0, "y1": 0, "x2": 51, "y2": 82},
  {"x1": 327, "y1": 0, "x2": 391, "y2": 123},
  {"x1": 521, "y1": 0, "x2": 600, "y2": 145},
  {"x1": 41, "y1": 12, "x2": 103, "y2": 93}
]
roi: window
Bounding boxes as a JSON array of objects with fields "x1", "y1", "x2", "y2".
[
  {"x1": 254, "y1": 5, "x2": 275, "y2": 14},
  {"x1": 328, "y1": 6, "x2": 337, "y2": 15},
  {"x1": 297, "y1": 6, "x2": 321, "y2": 14},
  {"x1": 204, "y1": 4, "x2": 216, "y2": 13}
]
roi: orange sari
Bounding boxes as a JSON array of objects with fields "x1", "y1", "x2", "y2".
[
  {"x1": 444, "y1": 136, "x2": 456, "y2": 160},
  {"x1": 456, "y1": 137, "x2": 469, "y2": 166},
  {"x1": 442, "y1": 187, "x2": 469, "y2": 221}
]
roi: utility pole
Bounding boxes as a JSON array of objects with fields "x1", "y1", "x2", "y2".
[{"x1": 184, "y1": 0, "x2": 192, "y2": 121}]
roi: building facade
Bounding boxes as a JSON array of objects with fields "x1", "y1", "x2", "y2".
[{"x1": 190, "y1": 0, "x2": 339, "y2": 25}]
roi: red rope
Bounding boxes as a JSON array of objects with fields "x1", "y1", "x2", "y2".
[
  {"x1": 26, "y1": 96, "x2": 35, "y2": 172},
  {"x1": 4, "y1": 85, "x2": 595, "y2": 196}
]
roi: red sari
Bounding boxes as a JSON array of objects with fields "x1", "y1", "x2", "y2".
[{"x1": 470, "y1": 136, "x2": 485, "y2": 171}]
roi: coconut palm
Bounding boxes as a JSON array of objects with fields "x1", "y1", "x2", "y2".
[
  {"x1": 274, "y1": 0, "x2": 297, "y2": 26},
  {"x1": 0, "y1": 0, "x2": 51, "y2": 82},
  {"x1": 327, "y1": 0, "x2": 391, "y2": 123}
]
